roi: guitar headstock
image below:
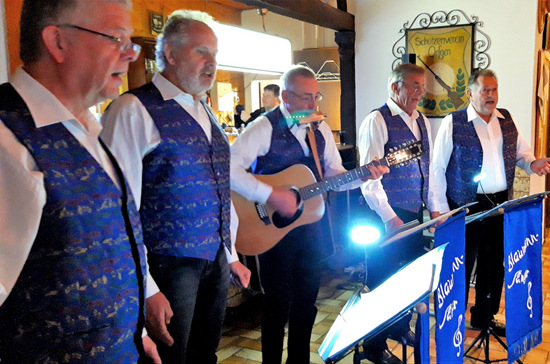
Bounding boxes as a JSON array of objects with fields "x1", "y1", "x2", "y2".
[{"x1": 385, "y1": 140, "x2": 424, "y2": 168}]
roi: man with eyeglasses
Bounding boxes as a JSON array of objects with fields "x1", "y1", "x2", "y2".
[
  {"x1": 431, "y1": 69, "x2": 550, "y2": 337},
  {"x1": 101, "y1": 9, "x2": 251, "y2": 364},
  {"x1": 357, "y1": 63, "x2": 437, "y2": 364},
  {"x1": 231, "y1": 65, "x2": 388, "y2": 363},
  {"x1": 0, "y1": 0, "x2": 161, "y2": 362}
]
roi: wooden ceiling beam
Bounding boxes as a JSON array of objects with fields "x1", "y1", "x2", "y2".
[{"x1": 233, "y1": 0, "x2": 354, "y2": 31}]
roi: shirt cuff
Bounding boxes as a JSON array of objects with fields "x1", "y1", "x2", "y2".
[
  {"x1": 378, "y1": 206, "x2": 397, "y2": 223},
  {"x1": 225, "y1": 244, "x2": 239, "y2": 264},
  {"x1": 0, "y1": 283, "x2": 7, "y2": 306},
  {"x1": 256, "y1": 182, "x2": 274, "y2": 205},
  {"x1": 146, "y1": 274, "x2": 160, "y2": 298}
]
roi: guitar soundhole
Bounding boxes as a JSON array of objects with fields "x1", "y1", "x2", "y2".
[{"x1": 272, "y1": 204, "x2": 304, "y2": 228}]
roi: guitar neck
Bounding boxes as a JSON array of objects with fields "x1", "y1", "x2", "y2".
[{"x1": 299, "y1": 159, "x2": 389, "y2": 201}]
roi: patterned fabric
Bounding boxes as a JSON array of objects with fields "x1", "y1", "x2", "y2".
[
  {"x1": 254, "y1": 107, "x2": 326, "y2": 181},
  {"x1": 378, "y1": 104, "x2": 430, "y2": 213},
  {"x1": 0, "y1": 83, "x2": 146, "y2": 363},
  {"x1": 446, "y1": 108, "x2": 518, "y2": 207},
  {"x1": 130, "y1": 83, "x2": 231, "y2": 261}
]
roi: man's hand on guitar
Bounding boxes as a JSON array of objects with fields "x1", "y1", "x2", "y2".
[
  {"x1": 384, "y1": 216, "x2": 404, "y2": 233},
  {"x1": 364, "y1": 163, "x2": 389, "y2": 181},
  {"x1": 267, "y1": 187, "x2": 299, "y2": 218}
]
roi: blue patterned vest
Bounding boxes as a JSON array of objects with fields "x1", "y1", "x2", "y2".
[
  {"x1": 254, "y1": 107, "x2": 326, "y2": 181},
  {"x1": 0, "y1": 83, "x2": 146, "y2": 363},
  {"x1": 129, "y1": 83, "x2": 231, "y2": 261},
  {"x1": 378, "y1": 104, "x2": 430, "y2": 213},
  {"x1": 446, "y1": 108, "x2": 518, "y2": 207}
]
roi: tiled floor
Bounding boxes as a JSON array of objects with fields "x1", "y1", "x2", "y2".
[{"x1": 217, "y1": 241, "x2": 550, "y2": 363}]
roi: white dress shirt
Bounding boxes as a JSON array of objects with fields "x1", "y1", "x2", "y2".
[
  {"x1": 357, "y1": 98, "x2": 438, "y2": 223},
  {"x1": 0, "y1": 68, "x2": 161, "y2": 306},
  {"x1": 432, "y1": 104, "x2": 536, "y2": 213},
  {"x1": 230, "y1": 104, "x2": 360, "y2": 204},
  {"x1": 100, "y1": 72, "x2": 238, "y2": 263}
]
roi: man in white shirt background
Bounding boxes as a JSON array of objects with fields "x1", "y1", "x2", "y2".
[
  {"x1": 237, "y1": 83, "x2": 281, "y2": 128},
  {"x1": 431, "y1": 69, "x2": 550, "y2": 336}
]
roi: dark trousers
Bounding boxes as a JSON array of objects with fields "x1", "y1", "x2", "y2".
[
  {"x1": 147, "y1": 246, "x2": 229, "y2": 364},
  {"x1": 462, "y1": 191, "x2": 508, "y2": 324},
  {"x1": 364, "y1": 207, "x2": 427, "y2": 351},
  {"x1": 258, "y1": 218, "x2": 327, "y2": 364}
]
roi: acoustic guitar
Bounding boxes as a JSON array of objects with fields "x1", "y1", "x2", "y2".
[{"x1": 232, "y1": 140, "x2": 425, "y2": 255}]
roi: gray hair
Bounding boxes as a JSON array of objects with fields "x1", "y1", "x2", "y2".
[
  {"x1": 467, "y1": 69, "x2": 498, "y2": 91},
  {"x1": 281, "y1": 65, "x2": 316, "y2": 91},
  {"x1": 155, "y1": 10, "x2": 215, "y2": 71},
  {"x1": 20, "y1": 0, "x2": 131, "y2": 64},
  {"x1": 388, "y1": 63, "x2": 425, "y2": 97}
]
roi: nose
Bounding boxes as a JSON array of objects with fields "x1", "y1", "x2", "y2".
[
  {"x1": 121, "y1": 45, "x2": 140, "y2": 63},
  {"x1": 206, "y1": 52, "x2": 217, "y2": 68}
]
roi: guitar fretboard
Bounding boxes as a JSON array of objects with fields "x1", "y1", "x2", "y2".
[{"x1": 299, "y1": 159, "x2": 388, "y2": 201}]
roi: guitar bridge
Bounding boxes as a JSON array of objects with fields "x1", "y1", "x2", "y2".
[{"x1": 255, "y1": 202, "x2": 271, "y2": 225}]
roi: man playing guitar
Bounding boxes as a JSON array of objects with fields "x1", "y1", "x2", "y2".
[{"x1": 230, "y1": 65, "x2": 388, "y2": 363}]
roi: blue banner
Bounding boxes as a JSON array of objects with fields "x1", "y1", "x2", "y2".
[
  {"x1": 434, "y1": 211, "x2": 466, "y2": 363},
  {"x1": 504, "y1": 198, "x2": 543, "y2": 363}
]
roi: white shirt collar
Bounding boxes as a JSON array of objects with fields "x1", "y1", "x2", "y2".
[
  {"x1": 152, "y1": 72, "x2": 207, "y2": 105},
  {"x1": 10, "y1": 67, "x2": 100, "y2": 137},
  {"x1": 387, "y1": 97, "x2": 420, "y2": 120},
  {"x1": 466, "y1": 103, "x2": 503, "y2": 123}
]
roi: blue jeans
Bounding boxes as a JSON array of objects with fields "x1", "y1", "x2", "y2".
[{"x1": 148, "y1": 246, "x2": 229, "y2": 364}]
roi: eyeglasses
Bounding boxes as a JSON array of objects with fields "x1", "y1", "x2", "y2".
[
  {"x1": 398, "y1": 81, "x2": 425, "y2": 94},
  {"x1": 289, "y1": 91, "x2": 323, "y2": 103},
  {"x1": 58, "y1": 24, "x2": 141, "y2": 59}
]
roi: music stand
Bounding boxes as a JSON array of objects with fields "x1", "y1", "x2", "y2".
[
  {"x1": 318, "y1": 242, "x2": 448, "y2": 363},
  {"x1": 380, "y1": 202, "x2": 476, "y2": 248},
  {"x1": 463, "y1": 192, "x2": 550, "y2": 364}
]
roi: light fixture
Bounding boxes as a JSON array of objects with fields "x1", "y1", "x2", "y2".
[
  {"x1": 209, "y1": 22, "x2": 292, "y2": 75},
  {"x1": 350, "y1": 225, "x2": 381, "y2": 245},
  {"x1": 473, "y1": 172, "x2": 486, "y2": 183}
]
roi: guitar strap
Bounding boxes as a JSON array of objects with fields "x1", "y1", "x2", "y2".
[
  {"x1": 306, "y1": 124, "x2": 338, "y2": 256},
  {"x1": 306, "y1": 125, "x2": 324, "y2": 180}
]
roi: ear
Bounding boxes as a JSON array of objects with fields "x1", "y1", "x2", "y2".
[
  {"x1": 466, "y1": 88, "x2": 472, "y2": 100},
  {"x1": 391, "y1": 82, "x2": 400, "y2": 95},
  {"x1": 281, "y1": 90, "x2": 291, "y2": 104},
  {"x1": 163, "y1": 43, "x2": 177, "y2": 66},
  {"x1": 41, "y1": 25, "x2": 66, "y2": 63}
]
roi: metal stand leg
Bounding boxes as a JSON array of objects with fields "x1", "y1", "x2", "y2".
[{"x1": 464, "y1": 327, "x2": 523, "y2": 364}]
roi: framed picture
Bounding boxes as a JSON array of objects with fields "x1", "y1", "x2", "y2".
[
  {"x1": 406, "y1": 24, "x2": 474, "y2": 117},
  {"x1": 150, "y1": 11, "x2": 164, "y2": 36}
]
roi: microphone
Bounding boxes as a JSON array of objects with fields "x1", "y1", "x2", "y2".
[{"x1": 473, "y1": 172, "x2": 497, "y2": 208}]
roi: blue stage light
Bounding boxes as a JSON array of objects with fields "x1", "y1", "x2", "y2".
[
  {"x1": 350, "y1": 225, "x2": 381, "y2": 245},
  {"x1": 473, "y1": 172, "x2": 486, "y2": 183}
]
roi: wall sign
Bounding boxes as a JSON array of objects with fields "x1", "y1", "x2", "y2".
[
  {"x1": 150, "y1": 11, "x2": 164, "y2": 36},
  {"x1": 392, "y1": 10, "x2": 491, "y2": 117}
]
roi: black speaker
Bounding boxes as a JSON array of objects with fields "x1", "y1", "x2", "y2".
[{"x1": 402, "y1": 53, "x2": 416, "y2": 65}]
